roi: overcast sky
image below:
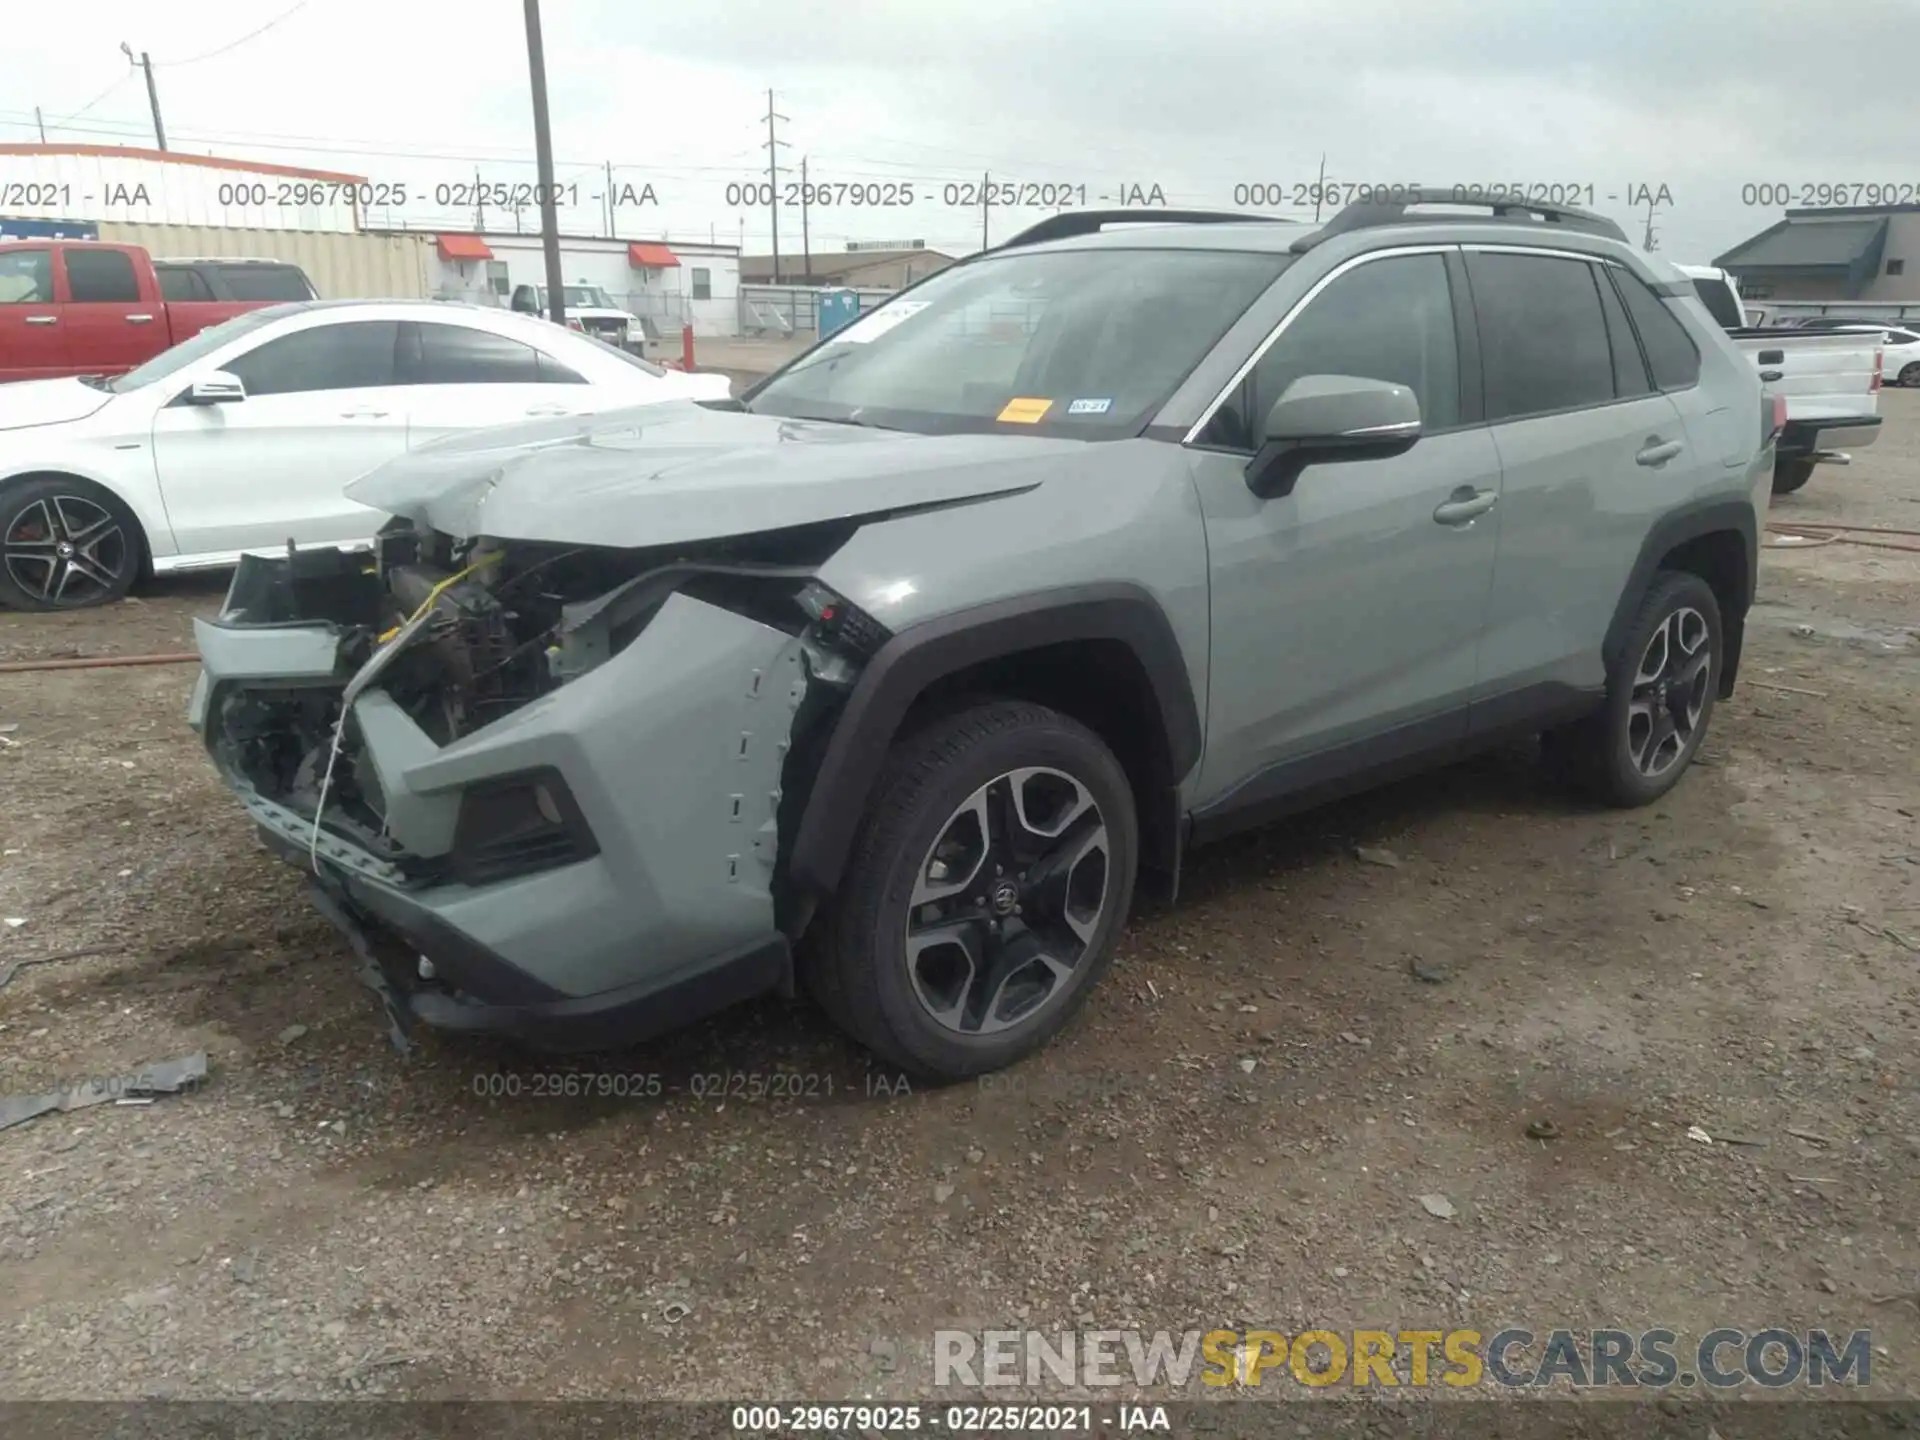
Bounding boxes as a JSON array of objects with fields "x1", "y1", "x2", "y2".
[{"x1": 2, "y1": 0, "x2": 1914, "y2": 262}]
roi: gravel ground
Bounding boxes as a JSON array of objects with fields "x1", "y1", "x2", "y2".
[{"x1": 0, "y1": 393, "x2": 1916, "y2": 1407}]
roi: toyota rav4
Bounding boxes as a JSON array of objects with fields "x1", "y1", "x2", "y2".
[{"x1": 189, "y1": 194, "x2": 1775, "y2": 1079}]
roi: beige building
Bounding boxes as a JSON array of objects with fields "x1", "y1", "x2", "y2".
[{"x1": 1714, "y1": 205, "x2": 1919, "y2": 303}]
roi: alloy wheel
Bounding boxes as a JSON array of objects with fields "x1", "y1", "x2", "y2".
[
  {"x1": 904, "y1": 766, "x2": 1111, "y2": 1036},
  {"x1": 3, "y1": 494, "x2": 129, "y2": 607},
  {"x1": 1626, "y1": 605, "x2": 1712, "y2": 779}
]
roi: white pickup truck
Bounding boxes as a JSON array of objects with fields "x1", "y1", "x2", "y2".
[{"x1": 1677, "y1": 264, "x2": 1883, "y2": 496}]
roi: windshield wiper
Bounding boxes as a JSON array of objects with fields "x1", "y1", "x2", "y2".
[{"x1": 76, "y1": 374, "x2": 111, "y2": 391}]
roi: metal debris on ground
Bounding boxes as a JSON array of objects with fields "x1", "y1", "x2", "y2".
[
  {"x1": 1353, "y1": 845, "x2": 1404, "y2": 869},
  {"x1": 0, "y1": 1052, "x2": 209, "y2": 1133},
  {"x1": 0, "y1": 945, "x2": 125, "y2": 992},
  {"x1": 1418, "y1": 1194, "x2": 1456, "y2": 1219},
  {"x1": 1525, "y1": 1118, "x2": 1562, "y2": 1140},
  {"x1": 1686, "y1": 1125, "x2": 1715, "y2": 1145}
]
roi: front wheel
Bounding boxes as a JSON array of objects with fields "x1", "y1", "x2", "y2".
[
  {"x1": 1545, "y1": 570, "x2": 1722, "y2": 808},
  {"x1": 805, "y1": 700, "x2": 1139, "y2": 1080},
  {"x1": 0, "y1": 477, "x2": 142, "y2": 612},
  {"x1": 1772, "y1": 456, "x2": 1815, "y2": 496}
]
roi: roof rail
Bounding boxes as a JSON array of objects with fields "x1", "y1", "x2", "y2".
[
  {"x1": 1291, "y1": 188, "x2": 1629, "y2": 253},
  {"x1": 995, "y1": 209, "x2": 1290, "y2": 252}
]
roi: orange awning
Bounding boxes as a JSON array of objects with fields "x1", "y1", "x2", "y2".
[
  {"x1": 628, "y1": 242, "x2": 680, "y2": 268},
  {"x1": 436, "y1": 234, "x2": 493, "y2": 261}
]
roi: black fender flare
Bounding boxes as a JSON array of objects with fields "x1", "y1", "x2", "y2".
[
  {"x1": 1602, "y1": 496, "x2": 1757, "y2": 698},
  {"x1": 784, "y1": 582, "x2": 1202, "y2": 901}
]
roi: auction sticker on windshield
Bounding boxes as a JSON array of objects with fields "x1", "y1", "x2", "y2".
[
  {"x1": 1066, "y1": 397, "x2": 1113, "y2": 415},
  {"x1": 997, "y1": 397, "x2": 1054, "y2": 424},
  {"x1": 834, "y1": 300, "x2": 930, "y2": 343}
]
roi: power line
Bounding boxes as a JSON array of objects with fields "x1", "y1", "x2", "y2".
[
  {"x1": 42, "y1": 72, "x2": 134, "y2": 129},
  {"x1": 155, "y1": 2, "x2": 310, "y2": 67}
]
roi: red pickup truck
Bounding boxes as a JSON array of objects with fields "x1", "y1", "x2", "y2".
[{"x1": 0, "y1": 240, "x2": 316, "y2": 383}]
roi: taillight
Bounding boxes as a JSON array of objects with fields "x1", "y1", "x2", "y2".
[
  {"x1": 1766, "y1": 392, "x2": 1787, "y2": 442},
  {"x1": 1872, "y1": 349, "x2": 1883, "y2": 393},
  {"x1": 566, "y1": 317, "x2": 585, "y2": 332}
]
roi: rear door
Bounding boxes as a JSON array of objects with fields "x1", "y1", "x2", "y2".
[
  {"x1": 1465, "y1": 247, "x2": 1694, "y2": 724},
  {"x1": 59, "y1": 247, "x2": 160, "y2": 375},
  {"x1": 397, "y1": 319, "x2": 596, "y2": 447},
  {"x1": 149, "y1": 317, "x2": 411, "y2": 557},
  {"x1": 0, "y1": 248, "x2": 66, "y2": 380}
]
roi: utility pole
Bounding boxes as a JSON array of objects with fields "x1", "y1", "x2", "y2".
[
  {"x1": 981, "y1": 170, "x2": 990, "y2": 250},
  {"x1": 800, "y1": 156, "x2": 812, "y2": 280},
  {"x1": 120, "y1": 44, "x2": 166, "y2": 150},
  {"x1": 1313, "y1": 153, "x2": 1327, "y2": 222},
  {"x1": 34, "y1": 106, "x2": 46, "y2": 142},
  {"x1": 762, "y1": 90, "x2": 788, "y2": 283},
  {"x1": 472, "y1": 166, "x2": 485, "y2": 233},
  {"x1": 521, "y1": 0, "x2": 567, "y2": 326},
  {"x1": 604, "y1": 160, "x2": 615, "y2": 237},
  {"x1": 1641, "y1": 191, "x2": 1661, "y2": 251}
]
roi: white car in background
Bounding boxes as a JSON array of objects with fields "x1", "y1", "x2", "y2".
[
  {"x1": 1830, "y1": 323, "x2": 1920, "y2": 388},
  {"x1": 0, "y1": 300, "x2": 731, "y2": 611}
]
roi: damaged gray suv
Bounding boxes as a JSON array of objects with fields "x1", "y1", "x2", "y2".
[{"x1": 190, "y1": 194, "x2": 1774, "y2": 1079}]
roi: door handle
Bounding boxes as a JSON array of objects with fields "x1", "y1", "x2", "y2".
[
  {"x1": 126, "y1": 314, "x2": 155, "y2": 324},
  {"x1": 24, "y1": 315, "x2": 56, "y2": 326},
  {"x1": 339, "y1": 408, "x2": 390, "y2": 418},
  {"x1": 1432, "y1": 487, "x2": 1498, "y2": 525},
  {"x1": 1758, "y1": 369, "x2": 1783, "y2": 382},
  {"x1": 1636, "y1": 438, "x2": 1684, "y2": 467},
  {"x1": 523, "y1": 404, "x2": 571, "y2": 417}
]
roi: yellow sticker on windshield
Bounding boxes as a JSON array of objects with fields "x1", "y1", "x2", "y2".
[{"x1": 997, "y1": 397, "x2": 1053, "y2": 424}]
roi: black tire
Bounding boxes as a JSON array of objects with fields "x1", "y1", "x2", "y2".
[
  {"x1": 1545, "y1": 570, "x2": 1722, "y2": 808},
  {"x1": 804, "y1": 699, "x2": 1139, "y2": 1080},
  {"x1": 1772, "y1": 456, "x2": 1815, "y2": 496},
  {"x1": 0, "y1": 476, "x2": 143, "y2": 612},
  {"x1": 1901, "y1": 363, "x2": 1920, "y2": 389}
]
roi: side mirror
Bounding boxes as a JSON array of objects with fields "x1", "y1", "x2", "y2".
[
  {"x1": 186, "y1": 371, "x2": 246, "y2": 405},
  {"x1": 1246, "y1": 375, "x2": 1421, "y2": 498}
]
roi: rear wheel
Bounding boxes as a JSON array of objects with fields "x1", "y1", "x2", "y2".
[
  {"x1": 1771, "y1": 456, "x2": 1815, "y2": 496},
  {"x1": 1545, "y1": 570, "x2": 1721, "y2": 808},
  {"x1": 805, "y1": 700, "x2": 1138, "y2": 1080},
  {"x1": 0, "y1": 477, "x2": 142, "y2": 612},
  {"x1": 1901, "y1": 363, "x2": 1920, "y2": 388}
]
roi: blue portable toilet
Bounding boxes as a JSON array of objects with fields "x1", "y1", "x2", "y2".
[{"x1": 818, "y1": 288, "x2": 861, "y2": 339}]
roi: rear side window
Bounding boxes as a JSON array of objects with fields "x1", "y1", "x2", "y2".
[
  {"x1": 0, "y1": 249, "x2": 52, "y2": 303},
  {"x1": 156, "y1": 266, "x2": 216, "y2": 302},
  {"x1": 1592, "y1": 263, "x2": 1653, "y2": 398},
  {"x1": 1611, "y1": 269, "x2": 1702, "y2": 391},
  {"x1": 226, "y1": 320, "x2": 400, "y2": 395},
  {"x1": 215, "y1": 264, "x2": 314, "y2": 302},
  {"x1": 411, "y1": 322, "x2": 547, "y2": 383},
  {"x1": 65, "y1": 249, "x2": 140, "y2": 303},
  {"x1": 1204, "y1": 252, "x2": 1460, "y2": 449},
  {"x1": 1466, "y1": 252, "x2": 1615, "y2": 421}
]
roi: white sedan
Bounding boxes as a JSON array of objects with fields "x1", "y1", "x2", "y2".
[{"x1": 0, "y1": 300, "x2": 731, "y2": 610}]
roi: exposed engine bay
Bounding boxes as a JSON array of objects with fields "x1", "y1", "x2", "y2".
[{"x1": 205, "y1": 517, "x2": 889, "y2": 871}]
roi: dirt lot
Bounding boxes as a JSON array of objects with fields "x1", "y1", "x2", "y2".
[{"x1": 1, "y1": 395, "x2": 1917, "y2": 1408}]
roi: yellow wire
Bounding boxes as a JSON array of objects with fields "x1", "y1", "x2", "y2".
[{"x1": 374, "y1": 552, "x2": 501, "y2": 644}]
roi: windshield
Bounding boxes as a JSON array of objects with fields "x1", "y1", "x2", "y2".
[
  {"x1": 542, "y1": 285, "x2": 616, "y2": 309},
  {"x1": 746, "y1": 246, "x2": 1289, "y2": 435},
  {"x1": 105, "y1": 307, "x2": 293, "y2": 393}
]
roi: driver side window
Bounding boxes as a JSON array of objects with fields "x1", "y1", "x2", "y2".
[{"x1": 1202, "y1": 253, "x2": 1461, "y2": 450}]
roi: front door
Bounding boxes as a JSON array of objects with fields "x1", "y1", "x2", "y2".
[
  {"x1": 150, "y1": 318, "x2": 410, "y2": 558},
  {"x1": 0, "y1": 248, "x2": 67, "y2": 380},
  {"x1": 1185, "y1": 249, "x2": 1504, "y2": 811}
]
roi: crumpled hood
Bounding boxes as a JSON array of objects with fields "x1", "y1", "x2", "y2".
[
  {"x1": 345, "y1": 401, "x2": 1081, "y2": 547},
  {"x1": 0, "y1": 377, "x2": 115, "y2": 432}
]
